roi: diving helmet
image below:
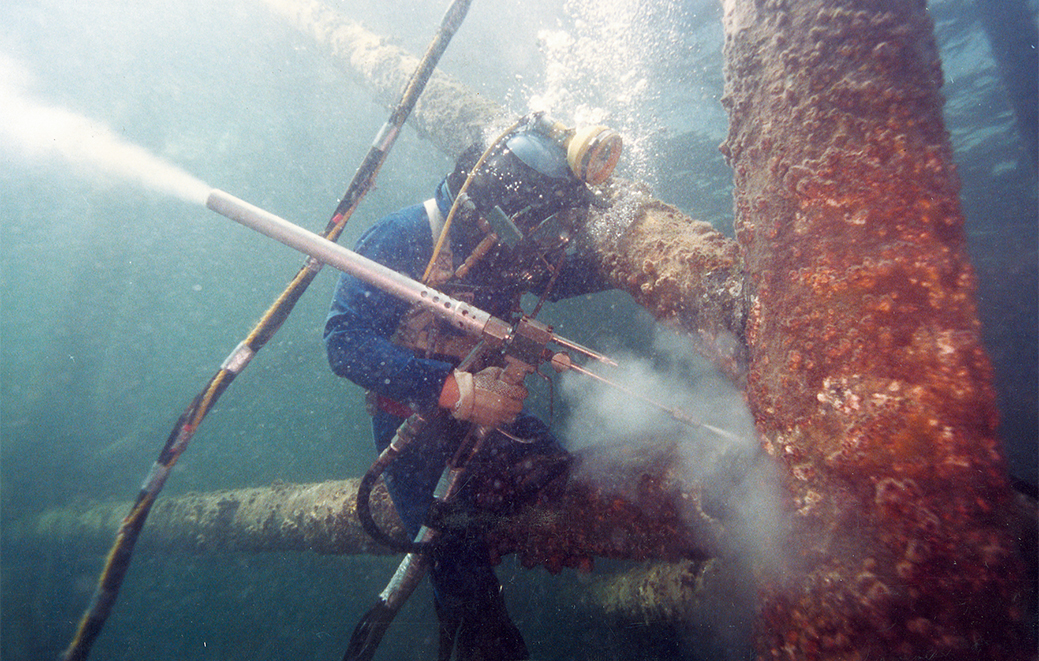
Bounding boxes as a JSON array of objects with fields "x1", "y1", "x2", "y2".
[{"x1": 448, "y1": 114, "x2": 623, "y2": 251}]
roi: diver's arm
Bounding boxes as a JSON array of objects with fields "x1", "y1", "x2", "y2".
[
  {"x1": 323, "y1": 208, "x2": 454, "y2": 410},
  {"x1": 324, "y1": 284, "x2": 452, "y2": 410}
]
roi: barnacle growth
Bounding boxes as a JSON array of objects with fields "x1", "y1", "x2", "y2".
[
  {"x1": 583, "y1": 181, "x2": 749, "y2": 380},
  {"x1": 721, "y1": 0, "x2": 1032, "y2": 658}
]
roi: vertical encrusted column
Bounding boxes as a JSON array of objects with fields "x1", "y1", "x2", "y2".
[{"x1": 720, "y1": 1, "x2": 1029, "y2": 659}]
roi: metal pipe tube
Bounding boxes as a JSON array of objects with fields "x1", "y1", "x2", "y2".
[{"x1": 206, "y1": 188, "x2": 492, "y2": 337}]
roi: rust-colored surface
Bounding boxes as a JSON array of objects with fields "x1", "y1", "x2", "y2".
[
  {"x1": 720, "y1": 0, "x2": 1031, "y2": 658},
  {"x1": 585, "y1": 182, "x2": 748, "y2": 378},
  {"x1": 486, "y1": 443, "x2": 724, "y2": 573}
]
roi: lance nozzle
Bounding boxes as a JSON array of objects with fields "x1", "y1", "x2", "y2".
[{"x1": 551, "y1": 352, "x2": 740, "y2": 443}]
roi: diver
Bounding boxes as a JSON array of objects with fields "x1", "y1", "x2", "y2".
[{"x1": 324, "y1": 114, "x2": 620, "y2": 660}]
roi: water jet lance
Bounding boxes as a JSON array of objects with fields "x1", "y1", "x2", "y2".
[
  {"x1": 207, "y1": 188, "x2": 611, "y2": 362},
  {"x1": 205, "y1": 188, "x2": 734, "y2": 441}
]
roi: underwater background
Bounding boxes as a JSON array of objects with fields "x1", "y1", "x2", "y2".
[{"x1": 0, "y1": 0, "x2": 1035, "y2": 659}]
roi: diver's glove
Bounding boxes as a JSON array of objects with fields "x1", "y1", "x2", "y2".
[{"x1": 449, "y1": 367, "x2": 527, "y2": 428}]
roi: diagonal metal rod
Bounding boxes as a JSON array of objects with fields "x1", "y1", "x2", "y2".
[
  {"x1": 565, "y1": 361, "x2": 741, "y2": 443},
  {"x1": 60, "y1": 1, "x2": 473, "y2": 659}
]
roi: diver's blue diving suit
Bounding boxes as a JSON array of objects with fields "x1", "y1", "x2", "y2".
[{"x1": 325, "y1": 176, "x2": 609, "y2": 660}]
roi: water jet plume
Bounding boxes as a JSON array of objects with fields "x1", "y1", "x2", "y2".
[{"x1": 0, "y1": 55, "x2": 210, "y2": 205}]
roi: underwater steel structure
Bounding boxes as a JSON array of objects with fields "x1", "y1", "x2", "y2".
[
  {"x1": 42, "y1": 0, "x2": 1033, "y2": 658},
  {"x1": 273, "y1": 0, "x2": 1033, "y2": 655},
  {"x1": 720, "y1": 0, "x2": 1030, "y2": 658}
]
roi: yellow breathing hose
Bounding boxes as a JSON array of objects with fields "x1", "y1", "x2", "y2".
[{"x1": 421, "y1": 119, "x2": 521, "y2": 284}]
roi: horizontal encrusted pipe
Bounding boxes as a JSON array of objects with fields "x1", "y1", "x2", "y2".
[
  {"x1": 20, "y1": 444, "x2": 725, "y2": 566},
  {"x1": 582, "y1": 182, "x2": 748, "y2": 379},
  {"x1": 28, "y1": 479, "x2": 401, "y2": 556}
]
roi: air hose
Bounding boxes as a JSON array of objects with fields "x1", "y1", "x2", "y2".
[
  {"x1": 355, "y1": 412, "x2": 494, "y2": 556},
  {"x1": 356, "y1": 333, "x2": 492, "y2": 555},
  {"x1": 355, "y1": 413, "x2": 432, "y2": 554},
  {"x1": 60, "y1": 1, "x2": 474, "y2": 659},
  {"x1": 422, "y1": 119, "x2": 520, "y2": 283}
]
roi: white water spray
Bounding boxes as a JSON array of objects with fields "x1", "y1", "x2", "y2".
[
  {"x1": 0, "y1": 56, "x2": 210, "y2": 205},
  {"x1": 562, "y1": 326, "x2": 787, "y2": 651},
  {"x1": 563, "y1": 325, "x2": 786, "y2": 529}
]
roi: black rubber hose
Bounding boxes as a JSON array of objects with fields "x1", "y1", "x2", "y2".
[{"x1": 356, "y1": 412, "x2": 433, "y2": 554}]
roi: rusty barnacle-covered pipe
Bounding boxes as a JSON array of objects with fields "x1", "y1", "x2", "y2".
[
  {"x1": 21, "y1": 447, "x2": 724, "y2": 565},
  {"x1": 720, "y1": 1, "x2": 1032, "y2": 658},
  {"x1": 484, "y1": 442, "x2": 727, "y2": 572},
  {"x1": 258, "y1": 0, "x2": 749, "y2": 372},
  {"x1": 584, "y1": 181, "x2": 749, "y2": 377},
  {"x1": 28, "y1": 480, "x2": 404, "y2": 557}
]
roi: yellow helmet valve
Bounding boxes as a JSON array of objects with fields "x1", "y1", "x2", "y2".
[{"x1": 566, "y1": 125, "x2": 623, "y2": 185}]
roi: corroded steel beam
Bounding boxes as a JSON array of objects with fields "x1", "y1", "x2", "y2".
[
  {"x1": 585, "y1": 182, "x2": 749, "y2": 378},
  {"x1": 720, "y1": 0, "x2": 1031, "y2": 658},
  {"x1": 31, "y1": 480, "x2": 402, "y2": 556},
  {"x1": 24, "y1": 445, "x2": 724, "y2": 565},
  {"x1": 485, "y1": 443, "x2": 725, "y2": 572}
]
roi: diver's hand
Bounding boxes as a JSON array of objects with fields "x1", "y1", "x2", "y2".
[{"x1": 443, "y1": 367, "x2": 527, "y2": 428}]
